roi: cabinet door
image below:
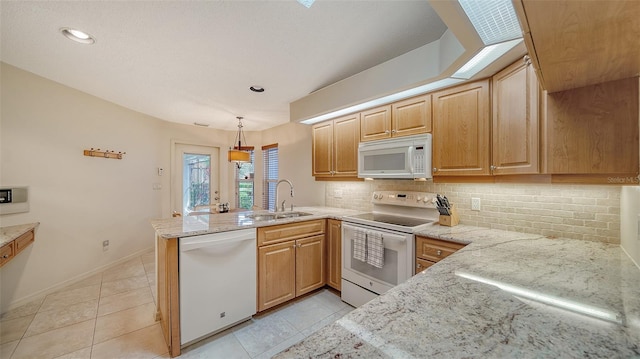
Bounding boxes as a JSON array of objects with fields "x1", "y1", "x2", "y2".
[
  {"x1": 258, "y1": 240, "x2": 296, "y2": 311},
  {"x1": 326, "y1": 219, "x2": 342, "y2": 291},
  {"x1": 312, "y1": 121, "x2": 333, "y2": 177},
  {"x1": 360, "y1": 105, "x2": 392, "y2": 142},
  {"x1": 295, "y1": 235, "x2": 325, "y2": 297},
  {"x1": 392, "y1": 94, "x2": 432, "y2": 137},
  {"x1": 432, "y1": 80, "x2": 491, "y2": 176},
  {"x1": 545, "y1": 77, "x2": 639, "y2": 174},
  {"x1": 333, "y1": 114, "x2": 360, "y2": 177},
  {"x1": 492, "y1": 59, "x2": 540, "y2": 175}
]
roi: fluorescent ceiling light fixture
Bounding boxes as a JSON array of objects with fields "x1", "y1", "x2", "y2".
[
  {"x1": 456, "y1": 271, "x2": 623, "y2": 324},
  {"x1": 452, "y1": 38, "x2": 522, "y2": 79},
  {"x1": 458, "y1": 0, "x2": 522, "y2": 45},
  {"x1": 297, "y1": 0, "x2": 315, "y2": 8},
  {"x1": 300, "y1": 78, "x2": 464, "y2": 125},
  {"x1": 60, "y1": 27, "x2": 95, "y2": 44}
]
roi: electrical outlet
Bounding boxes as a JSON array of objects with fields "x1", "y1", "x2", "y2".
[
  {"x1": 103, "y1": 240, "x2": 109, "y2": 252},
  {"x1": 471, "y1": 197, "x2": 481, "y2": 211}
]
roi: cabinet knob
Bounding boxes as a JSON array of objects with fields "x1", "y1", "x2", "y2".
[
  {"x1": 490, "y1": 165, "x2": 496, "y2": 171},
  {"x1": 432, "y1": 168, "x2": 438, "y2": 173},
  {"x1": 1, "y1": 254, "x2": 8, "y2": 259},
  {"x1": 416, "y1": 263, "x2": 422, "y2": 269},
  {"x1": 384, "y1": 130, "x2": 390, "y2": 134},
  {"x1": 436, "y1": 250, "x2": 442, "y2": 256},
  {"x1": 391, "y1": 129, "x2": 396, "y2": 134}
]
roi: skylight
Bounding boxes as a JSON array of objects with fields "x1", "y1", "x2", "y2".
[{"x1": 458, "y1": 0, "x2": 522, "y2": 45}]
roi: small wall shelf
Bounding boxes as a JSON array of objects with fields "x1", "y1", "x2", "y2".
[{"x1": 84, "y1": 148, "x2": 126, "y2": 160}]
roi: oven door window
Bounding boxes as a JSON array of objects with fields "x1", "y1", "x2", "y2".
[
  {"x1": 348, "y1": 239, "x2": 399, "y2": 285},
  {"x1": 342, "y1": 224, "x2": 409, "y2": 287}
]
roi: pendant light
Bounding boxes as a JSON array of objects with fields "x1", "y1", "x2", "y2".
[{"x1": 228, "y1": 116, "x2": 251, "y2": 164}]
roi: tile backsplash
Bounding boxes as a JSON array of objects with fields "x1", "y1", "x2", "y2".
[{"x1": 325, "y1": 181, "x2": 622, "y2": 244}]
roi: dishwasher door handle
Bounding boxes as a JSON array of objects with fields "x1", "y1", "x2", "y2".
[{"x1": 180, "y1": 230, "x2": 256, "y2": 252}]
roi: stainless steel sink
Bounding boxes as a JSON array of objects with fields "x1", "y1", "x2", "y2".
[
  {"x1": 275, "y1": 211, "x2": 312, "y2": 219},
  {"x1": 246, "y1": 214, "x2": 278, "y2": 221},
  {"x1": 246, "y1": 211, "x2": 312, "y2": 221}
]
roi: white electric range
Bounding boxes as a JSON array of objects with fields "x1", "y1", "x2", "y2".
[{"x1": 341, "y1": 191, "x2": 439, "y2": 307}]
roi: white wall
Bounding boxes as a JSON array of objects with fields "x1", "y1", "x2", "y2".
[
  {"x1": 621, "y1": 186, "x2": 640, "y2": 267},
  {"x1": 261, "y1": 122, "x2": 324, "y2": 208},
  {"x1": 0, "y1": 63, "x2": 250, "y2": 311}
]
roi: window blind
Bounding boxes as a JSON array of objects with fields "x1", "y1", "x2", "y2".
[{"x1": 262, "y1": 144, "x2": 278, "y2": 211}]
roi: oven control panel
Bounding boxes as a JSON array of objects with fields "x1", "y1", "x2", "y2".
[{"x1": 371, "y1": 191, "x2": 438, "y2": 208}]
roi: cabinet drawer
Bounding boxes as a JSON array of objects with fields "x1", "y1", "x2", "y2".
[
  {"x1": 415, "y1": 258, "x2": 435, "y2": 274},
  {"x1": 416, "y1": 236, "x2": 465, "y2": 263},
  {"x1": 15, "y1": 230, "x2": 34, "y2": 254},
  {"x1": 0, "y1": 242, "x2": 15, "y2": 267},
  {"x1": 258, "y1": 220, "x2": 325, "y2": 247}
]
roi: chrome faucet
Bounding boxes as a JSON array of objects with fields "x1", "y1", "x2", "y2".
[{"x1": 274, "y1": 179, "x2": 294, "y2": 212}]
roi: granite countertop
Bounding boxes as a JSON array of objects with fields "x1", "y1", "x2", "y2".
[
  {"x1": 0, "y1": 222, "x2": 40, "y2": 247},
  {"x1": 276, "y1": 224, "x2": 640, "y2": 358},
  {"x1": 151, "y1": 206, "x2": 366, "y2": 239}
]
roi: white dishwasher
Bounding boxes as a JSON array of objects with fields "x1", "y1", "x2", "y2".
[{"x1": 179, "y1": 228, "x2": 256, "y2": 346}]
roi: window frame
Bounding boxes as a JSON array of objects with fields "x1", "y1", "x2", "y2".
[{"x1": 234, "y1": 147, "x2": 255, "y2": 210}]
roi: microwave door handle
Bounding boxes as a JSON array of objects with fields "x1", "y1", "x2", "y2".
[{"x1": 408, "y1": 146, "x2": 414, "y2": 174}]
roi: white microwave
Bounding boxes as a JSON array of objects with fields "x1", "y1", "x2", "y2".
[{"x1": 358, "y1": 134, "x2": 432, "y2": 179}]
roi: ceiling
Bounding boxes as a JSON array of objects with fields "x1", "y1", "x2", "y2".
[{"x1": 0, "y1": 0, "x2": 449, "y2": 131}]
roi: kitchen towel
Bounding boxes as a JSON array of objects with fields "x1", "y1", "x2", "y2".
[
  {"x1": 366, "y1": 231, "x2": 384, "y2": 268},
  {"x1": 353, "y1": 229, "x2": 367, "y2": 262}
]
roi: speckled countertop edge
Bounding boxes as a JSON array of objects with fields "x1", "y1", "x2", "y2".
[
  {"x1": 151, "y1": 206, "x2": 366, "y2": 239},
  {"x1": 0, "y1": 222, "x2": 40, "y2": 247}
]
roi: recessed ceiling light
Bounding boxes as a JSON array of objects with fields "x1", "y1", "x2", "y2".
[
  {"x1": 193, "y1": 122, "x2": 210, "y2": 127},
  {"x1": 249, "y1": 86, "x2": 265, "y2": 93},
  {"x1": 60, "y1": 27, "x2": 95, "y2": 44}
]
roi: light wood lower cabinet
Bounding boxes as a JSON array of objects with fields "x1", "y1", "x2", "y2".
[
  {"x1": 295, "y1": 235, "x2": 325, "y2": 296},
  {"x1": 258, "y1": 240, "x2": 296, "y2": 310},
  {"x1": 156, "y1": 235, "x2": 180, "y2": 357},
  {"x1": 0, "y1": 229, "x2": 35, "y2": 268},
  {"x1": 414, "y1": 236, "x2": 466, "y2": 274},
  {"x1": 257, "y1": 220, "x2": 326, "y2": 312},
  {"x1": 326, "y1": 219, "x2": 342, "y2": 291}
]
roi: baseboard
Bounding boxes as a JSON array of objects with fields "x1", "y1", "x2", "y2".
[
  {"x1": 1, "y1": 246, "x2": 154, "y2": 314},
  {"x1": 621, "y1": 244, "x2": 640, "y2": 270}
]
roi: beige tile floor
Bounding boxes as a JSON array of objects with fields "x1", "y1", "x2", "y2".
[{"x1": 0, "y1": 250, "x2": 353, "y2": 358}]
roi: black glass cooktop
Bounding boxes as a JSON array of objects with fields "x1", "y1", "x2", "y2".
[{"x1": 347, "y1": 213, "x2": 433, "y2": 228}]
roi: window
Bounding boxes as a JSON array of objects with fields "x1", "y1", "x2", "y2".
[
  {"x1": 235, "y1": 149, "x2": 255, "y2": 210},
  {"x1": 262, "y1": 144, "x2": 278, "y2": 211}
]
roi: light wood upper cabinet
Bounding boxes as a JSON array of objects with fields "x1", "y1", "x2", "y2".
[
  {"x1": 392, "y1": 94, "x2": 432, "y2": 137},
  {"x1": 544, "y1": 77, "x2": 639, "y2": 175},
  {"x1": 492, "y1": 58, "x2": 540, "y2": 175},
  {"x1": 312, "y1": 113, "x2": 360, "y2": 178},
  {"x1": 432, "y1": 80, "x2": 491, "y2": 176},
  {"x1": 514, "y1": 0, "x2": 640, "y2": 93},
  {"x1": 326, "y1": 219, "x2": 341, "y2": 291},
  {"x1": 360, "y1": 105, "x2": 391, "y2": 141},
  {"x1": 360, "y1": 96, "x2": 431, "y2": 142},
  {"x1": 311, "y1": 121, "x2": 333, "y2": 177}
]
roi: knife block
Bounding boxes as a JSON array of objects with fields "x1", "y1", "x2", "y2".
[{"x1": 439, "y1": 204, "x2": 459, "y2": 227}]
